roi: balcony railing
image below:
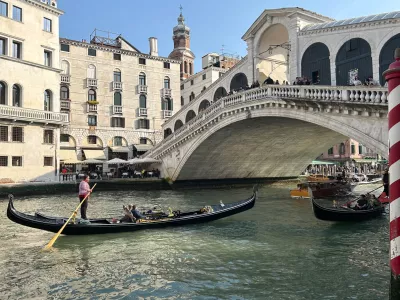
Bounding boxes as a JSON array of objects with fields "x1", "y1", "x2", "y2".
[
  {"x1": 87, "y1": 103, "x2": 98, "y2": 113},
  {"x1": 0, "y1": 104, "x2": 69, "y2": 124},
  {"x1": 138, "y1": 108, "x2": 148, "y2": 117},
  {"x1": 60, "y1": 75, "x2": 70, "y2": 84},
  {"x1": 60, "y1": 100, "x2": 71, "y2": 111},
  {"x1": 113, "y1": 81, "x2": 123, "y2": 91},
  {"x1": 161, "y1": 88, "x2": 172, "y2": 98},
  {"x1": 113, "y1": 105, "x2": 123, "y2": 115},
  {"x1": 137, "y1": 85, "x2": 148, "y2": 94},
  {"x1": 162, "y1": 110, "x2": 172, "y2": 118},
  {"x1": 86, "y1": 78, "x2": 98, "y2": 88}
]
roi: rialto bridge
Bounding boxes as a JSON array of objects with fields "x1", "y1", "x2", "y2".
[{"x1": 143, "y1": 8, "x2": 399, "y2": 181}]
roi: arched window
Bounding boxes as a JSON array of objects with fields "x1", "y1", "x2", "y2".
[
  {"x1": 184, "y1": 61, "x2": 188, "y2": 73},
  {"x1": 202, "y1": 86, "x2": 207, "y2": 92},
  {"x1": 0, "y1": 82, "x2": 6, "y2": 105},
  {"x1": 139, "y1": 94, "x2": 147, "y2": 108},
  {"x1": 162, "y1": 98, "x2": 173, "y2": 111},
  {"x1": 113, "y1": 69, "x2": 121, "y2": 82},
  {"x1": 164, "y1": 77, "x2": 170, "y2": 89},
  {"x1": 114, "y1": 92, "x2": 122, "y2": 106},
  {"x1": 139, "y1": 72, "x2": 146, "y2": 86},
  {"x1": 339, "y1": 143, "x2": 346, "y2": 155},
  {"x1": 61, "y1": 60, "x2": 70, "y2": 75},
  {"x1": 180, "y1": 63, "x2": 183, "y2": 73},
  {"x1": 44, "y1": 90, "x2": 52, "y2": 111},
  {"x1": 181, "y1": 96, "x2": 184, "y2": 106},
  {"x1": 60, "y1": 86, "x2": 69, "y2": 100},
  {"x1": 189, "y1": 62, "x2": 193, "y2": 75},
  {"x1": 88, "y1": 89, "x2": 96, "y2": 101},
  {"x1": 189, "y1": 92, "x2": 195, "y2": 102},
  {"x1": 87, "y1": 64, "x2": 96, "y2": 79},
  {"x1": 12, "y1": 84, "x2": 21, "y2": 107}
]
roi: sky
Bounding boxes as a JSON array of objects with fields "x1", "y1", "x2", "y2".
[{"x1": 58, "y1": 0, "x2": 399, "y2": 73}]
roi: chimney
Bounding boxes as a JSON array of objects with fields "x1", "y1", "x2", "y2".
[{"x1": 149, "y1": 37, "x2": 158, "y2": 57}]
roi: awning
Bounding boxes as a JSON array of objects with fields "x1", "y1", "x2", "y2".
[
  {"x1": 134, "y1": 144, "x2": 153, "y2": 151},
  {"x1": 110, "y1": 146, "x2": 129, "y2": 153},
  {"x1": 60, "y1": 149, "x2": 77, "y2": 161},
  {"x1": 83, "y1": 149, "x2": 106, "y2": 160},
  {"x1": 353, "y1": 158, "x2": 378, "y2": 163},
  {"x1": 311, "y1": 160, "x2": 337, "y2": 165}
]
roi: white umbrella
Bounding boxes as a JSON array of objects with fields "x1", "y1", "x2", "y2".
[
  {"x1": 140, "y1": 157, "x2": 161, "y2": 164},
  {"x1": 82, "y1": 159, "x2": 104, "y2": 164},
  {"x1": 128, "y1": 158, "x2": 141, "y2": 164},
  {"x1": 107, "y1": 158, "x2": 127, "y2": 164}
]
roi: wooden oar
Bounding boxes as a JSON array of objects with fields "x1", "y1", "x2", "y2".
[{"x1": 43, "y1": 183, "x2": 97, "y2": 250}]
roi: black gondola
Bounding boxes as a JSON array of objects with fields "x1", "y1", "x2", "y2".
[
  {"x1": 310, "y1": 189, "x2": 384, "y2": 222},
  {"x1": 7, "y1": 187, "x2": 257, "y2": 235}
]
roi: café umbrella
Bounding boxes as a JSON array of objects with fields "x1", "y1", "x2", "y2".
[{"x1": 106, "y1": 158, "x2": 127, "y2": 164}]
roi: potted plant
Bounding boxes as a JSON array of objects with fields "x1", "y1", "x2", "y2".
[{"x1": 87, "y1": 100, "x2": 99, "y2": 105}]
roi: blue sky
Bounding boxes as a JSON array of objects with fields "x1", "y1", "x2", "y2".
[{"x1": 59, "y1": 0, "x2": 398, "y2": 73}]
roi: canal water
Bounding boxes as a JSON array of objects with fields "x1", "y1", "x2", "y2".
[{"x1": 0, "y1": 184, "x2": 389, "y2": 299}]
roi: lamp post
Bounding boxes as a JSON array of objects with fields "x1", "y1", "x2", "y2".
[{"x1": 383, "y1": 48, "x2": 400, "y2": 299}]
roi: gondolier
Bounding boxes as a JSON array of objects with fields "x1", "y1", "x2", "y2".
[
  {"x1": 383, "y1": 168, "x2": 389, "y2": 197},
  {"x1": 78, "y1": 175, "x2": 93, "y2": 220}
]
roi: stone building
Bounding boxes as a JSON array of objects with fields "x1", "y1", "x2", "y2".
[
  {"x1": 59, "y1": 31, "x2": 181, "y2": 169},
  {"x1": 0, "y1": 0, "x2": 67, "y2": 183}
]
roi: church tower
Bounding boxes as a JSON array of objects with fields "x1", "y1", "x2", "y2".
[{"x1": 168, "y1": 7, "x2": 195, "y2": 80}]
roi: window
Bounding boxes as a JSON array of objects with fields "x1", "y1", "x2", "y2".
[
  {"x1": 139, "y1": 58, "x2": 146, "y2": 65},
  {"x1": 114, "y1": 92, "x2": 122, "y2": 106},
  {"x1": 44, "y1": 50, "x2": 52, "y2": 67},
  {"x1": 61, "y1": 60, "x2": 70, "y2": 75},
  {"x1": 88, "y1": 89, "x2": 96, "y2": 101},
  {"x1": 351, "y1": 144, "x2": 356, "y2": 155},
  {"x1": 111, "y1": 117, "x2": 125, "y2": 128},
  {"x1": 328, "y1": 148, "x2": 333, "y2": 155},
  {"x1": 113, "y1": 70, "x2": 121, "y2": 82},
  {"x1": 12, "y1": 6, "x2": 22, "y2": 22},
  {"x1": 88, "y1": 115, "x2": 97, "y2": 126},
  {"x1": 12, "y1": 127, "x2": 23, "y2": 142},
  {"x1": 202, "y1": 86, "x2": 206, "y2": 92},
  {"x1": 60, "y1": 44, "x2": 70, "y2": 52},
  {"x1": 180, "y1": 85, "x2": 184, "y2": 90},
  {"x1": 140, "y1": 138, "x2": 147, "y2": 144},
  {"x1": 87, "y1": 64, "x2": 96, "y2": 78},
  {"x1": 12, "y1": 156, "x2": 22, "y2": 167},
  {"x1": 164, "y1": 77, "x2": 170, "y2": 89},
  {"x1": 189, "y1": 63, "x2": 193, "y2": 75},
  {"x1": 139, "y1": 95, "x2": 146, "y2": 108},
  {"x1": 44, "y1": 90, "x2": 51, "y2": 111},
  {"x1": 139, "y1": 73, "x2": 146, "y2": 86},
  {"x1": 181, "y1": 96, "x2": 184, "y2": 106},
  {"x1": 60, "y1": 134, "x2": 69, "y2": 143},
  {"x1": 114, "y1": 137, "x2": 122, "y2": 146},
  {"x1": 164, "y1": 62, "x2": 170, "y2": 69},
  {"x1": 60, "y1": 86, "x2": 69, "y2": 99},
  {"x1": 43, "y1": 130, "x2": 54, "y2": 144},
  {"x1": 184, "y1": 61, "x2": 188, "y2": 73},
  {"x1": 87, "y1": 136, "x2": 97, "y2": 144},
  {"x1": 12, "y1": 41, "x2": 21, "y2": 59},
  {"x1": 138, "y1": 119, "x2": 150, "y2": 129},
  {"x1": 162, "y1": 98, "x2": 173, "y2": 111},
  {"x1": 43, "y1": 18, "x2": 52, "y2": 32},
  {"x1": 44, "y1": 157, "x2": 53, "y2": 166},
  {"x1": 113, "y1": 53, "x2": 121, "y2": 61},
  {"x1": 191, "y1": 80, "x2": 194, "y2": 86},
  {"x1": 359, "y1": 145, "x2": 363, "y2": 155},
  {"x1": 88, "y1": 48, "x2": 96, "y2": 56},
  {"x1": 0, "y1": 38, "x2": 6, "y2": 55},
  {"x1": 0, "y1": 1, "x2": 7, "y2": 17},
  {"x1": 0, "y1": 81, "x2": 5, "y2": 105},
  {"x1": 12, "y1": 84, "x2": 21, "y2": 107},
  {"x1": 0, "y1": 126, "x2": 8, "y2": 141},
  {"x1": 0, "y1": 156, "x2": 8, "y2": 167},
  {"x1": 189, "y1": 92, "x2": 195, "y2": 102},
  {"x1": 202, "y1": 74, "x2": 206, "y2": 80}
]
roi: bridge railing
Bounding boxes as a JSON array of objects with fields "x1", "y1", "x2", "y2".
[{"x1": 146, "y1": 84, "x2": 388, "y2": 158}]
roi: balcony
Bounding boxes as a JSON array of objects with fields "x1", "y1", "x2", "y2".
[
  {"x1": 86, "y1": 78, "x2": 98, "y2": 88},
  {"x1": 163, "y1": 110, "x2": 172, "y2": 118},
  {"x1": 87, "y1": 103, "x2": 98, "y2": 113},
  {"x1": 112, "y1": 105, "x2": 123, "y2": 115},
  {"x1": 0, "y1": 104, "x2": 69, "y2": 125},
  {"x1": 60, "y1": 75, "x2": 70, "y2": 84},
  {"x1": 138, "y1": 108, "x2": 148, "y2": 117},
  {"x1": 137, "y1": 85, "x2": 148, "y2": 94},
  {"x1": 112, "y1": 81, "x2": 123, "y2": 91},
  {"x1": 60, "y1": 100, "x2": 71, "y2": 111},
  {"x1": 161, "y1": 88, "x2": 172, "y2": 98}
]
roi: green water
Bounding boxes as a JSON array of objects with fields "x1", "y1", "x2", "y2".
[{"x1": 0, "y1": 184, "x2": 389, "y2": 299}]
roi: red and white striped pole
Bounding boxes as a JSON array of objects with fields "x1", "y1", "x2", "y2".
[{"x1": 384, "y1": 48, "x2": 400, "y2": 299}]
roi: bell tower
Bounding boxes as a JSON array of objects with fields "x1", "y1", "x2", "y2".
[{"x1": 168, "y1": 6, "x2": 195, "y2": 80}]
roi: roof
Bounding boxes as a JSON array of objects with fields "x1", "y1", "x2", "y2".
[
  {"x1": 118, "y1": 36, "x2": 141, "y2": 53},
  {"x1": 302, "y1": 11, "x2": 400, "y2": 31}
]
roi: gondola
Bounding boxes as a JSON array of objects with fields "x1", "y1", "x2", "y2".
[
  {"x1": 310, "y1": 188, "x2": 384, "y2": 222},
  {"x1": 7, "y1": 186, "x2": 257, "y2": 235}
]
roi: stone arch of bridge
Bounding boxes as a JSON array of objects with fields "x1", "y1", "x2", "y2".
[
  {"x1": 198, "y1": 99, "x2": 211, "y2": 113},
  {"x1": 174, "y1": 119, "x2": 184, "y2": 131},
  {"x1": 170, "y1": 110, "x2": 386, "y2": 181}
]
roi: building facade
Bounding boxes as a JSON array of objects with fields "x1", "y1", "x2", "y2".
[
  {"x1": 319, "y1": 139, "x2": 380, "y2": 162},
  {"x1": 59, "y1": 32, "x2": 180, "y2": 170},
  {"x1": 0, "y1": 0, "x2": 67, "y2": 183}
]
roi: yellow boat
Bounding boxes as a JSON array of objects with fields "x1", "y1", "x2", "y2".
[{"x1": 290, "y1": 183, "x2": 310, "y2": 198}]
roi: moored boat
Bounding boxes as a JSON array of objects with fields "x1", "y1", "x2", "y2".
[
  {"x1": 7, "y1": 187, "x2": 257, "y2": 235},
  {"x1": 290, "y1": 180, "x2": 355, "y2": 199}
]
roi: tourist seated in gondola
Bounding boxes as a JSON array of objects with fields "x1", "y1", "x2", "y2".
[
  {"x1": 353, "y1": 195, "x2": 369, "y2": 210},
  {"x1": 119, "y1": 205, "x2": 136, "y2": 223},
  {"x1": 131, "y1": 205, "x2": 146, "y2": 220}
]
